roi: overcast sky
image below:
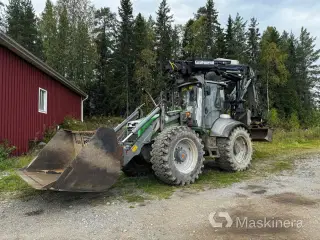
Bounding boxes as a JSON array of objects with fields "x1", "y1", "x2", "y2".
[{"x1": 2, "y1": 0, "x2": 320, "y2": 49}]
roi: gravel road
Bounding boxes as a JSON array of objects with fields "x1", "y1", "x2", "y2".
[{"x1": 1, "y1": 153, "x2": 320, "y2": 240}]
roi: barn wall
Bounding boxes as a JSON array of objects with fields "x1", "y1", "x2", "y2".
[{"x1": 0, "y1": 46, "x2": 82, "y2": 154}]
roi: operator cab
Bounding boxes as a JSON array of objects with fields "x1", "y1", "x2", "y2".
[{"x1": 179, "y1": 78, "x2": 225, "y2": 129}]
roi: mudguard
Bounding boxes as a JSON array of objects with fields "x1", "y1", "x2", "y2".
[
  {"x1": 210, "y1": 117, "x2": 247, "y2": 138},
  {"x1": 210, "y1": 117, "x2": 273, "y2": 142}
]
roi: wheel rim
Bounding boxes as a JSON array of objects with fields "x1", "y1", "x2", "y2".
[
  {"x1": 173, "y1": 138, "x2": 198, "y2": 174},
  {"x1": 233, "y1": 135, "x2": 249, "y2": 163}
]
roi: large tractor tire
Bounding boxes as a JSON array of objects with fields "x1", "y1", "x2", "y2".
[
  {"x1": 151, "y1": 126, "x2": 204, "y2": 185},
  {"x1": 216, "y1": 127, "x2": 253, "y2": 172}
]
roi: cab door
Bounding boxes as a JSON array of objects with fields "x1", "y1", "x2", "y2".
[{"x1": 204, "y1": 83, "x2": 222, "y2": 129}]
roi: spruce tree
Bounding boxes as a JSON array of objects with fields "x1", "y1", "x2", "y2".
[
  {"x1": 205, "y1": 0, "x2": 219, "y2": 57},
  {"x1": 56, "y1": 4, "x2": 69, "y2": 76},
  {"x1": 0, "y1": 1, "x2": 5, "y2": 30},
  {"x1": 115, "y1": 0, "x2": 134, "y2": 115},
  {"x1": 295, "y1": 27, "x2": 320, "y2": 119},
  {"x1": 276, "y1": 33, "x2": 299, "y2": 118},
  {"x1": 132, "y1": 13, "x2": 156, "y2": 107},
  {"x1": 90, "y1": 7, "x2": 117, "y2": 115},
  {"x1": 246, "y1": 18, "x2": 260, "y2": 69},
  {"x1": 155, "y1": 0, "x2": 173, "y2": 70},
  {"x1": 40, "y1": 0, "x2": 58, "y2": 69},
  {"x1": 22, "y1": 0, "x2": 42, "y2": 55},
  {"x1": 182, "y1": 19, "x2": 194, "y2": 59},
  {"x1": 6, "y1": 0, "x2": 42, "y2": 57},
  {"x1": 215, "y1": 25, "x2": 226, "y2": 57},
  {"x1": 225, "y1": 15, "x2": 235, "y2": 58},
  {"x1": 194, "y1": 7, "x2": 206, "y2": 19},
  {"x1": 232, "y1": 13, "x2": 247, "y2": 63},
  {"x1": 171, "y1": 24, "x2": 182, "y2": 59},
  {"x1": 6, "y1": 0, "x2": 24, "y2": 42}
]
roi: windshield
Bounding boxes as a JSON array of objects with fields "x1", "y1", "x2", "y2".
[{"x1": 180, "y1": 85, "x2": 198, "y2": 108}]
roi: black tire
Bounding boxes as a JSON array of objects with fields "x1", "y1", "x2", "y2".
[
  {"x1": 150, "y1": 126, "x2": 204, "y2": 185},
  {"x1": 216, "y1": 127, "x2": 252, "y2": 171}
]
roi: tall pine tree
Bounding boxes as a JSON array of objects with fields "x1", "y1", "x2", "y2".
[
  {"x1": 133, "y1": 13, "x2": 156, "y2": 108},
  {"x1": 171, "y1": 24, "x2": 182, "y2": 59},
  {"x1": 232, "y1": 13, "x2": 247, "y2": 63},
  {"x1": 89, "y1": 7, "x2": 117, "y2": 115},
  {"x1": 0, "y1": 1, "x2": 5, "y2": 30},
  {"x1": 6, "y1": 0, "x2": 42, "y2": 57},
  {"x1": 56, "y1": 3, "x2": 69, "y2": 76},
  {"x1": 155, "y1": 0, "x2": 173, "y2": 72},
  {"x1": 246, "y1": 18, "x2": 260, "y2": 69},
  {"x1": 215, "y1": 25, "x2": 226, "y2": 57},
  {"x1": 295, "y1": 27, "x2": 320, "y2": 120},
  {"x1": 115, "y1": 0, "x2": 134, "y2": 115},
  {"x1": 225, "y1": 15, "x2": 235, "y2": 59},
  {"x1": 182, "y1": 19, "x2": 194, "y2": 59},
  {"x1": 205, "y1": 0, "x2": 219, "y2": 57},
  {"x1": 39, "y1": 0, "x2": 58, "y2": 69}
]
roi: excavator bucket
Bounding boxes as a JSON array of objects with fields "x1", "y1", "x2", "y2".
[
  {"x1": 250, "y1": 127, "x2": 273, "y2": 142},
  {"x1": 17, "y1": 127, "x2": 123, "y2": 192}
]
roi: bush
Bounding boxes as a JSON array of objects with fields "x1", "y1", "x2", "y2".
[
  {"x1": 303, "y1": 110, "x2": 320, "y2": 128},
  {"x1": 288, "y1": 112, "x2": 300, "y2": 130},
  {"x1": 0, "y1": 141, "x2": 16, "y2": 162},
  {"x1": 61, "y1": 116, "x2": 87, "y2": 131},
  {"x1": 268, "y1": 108, "x2": 280, "y2": 127},
  {"x1": 272, "y1": 127, "x2": 320, "y2": 143},
  {"x1": 43, "y1": 125, "x2": 57, "y2": 143},
  {"x1": 61, "y1": 116, "x2": 123, "y2": 131}
]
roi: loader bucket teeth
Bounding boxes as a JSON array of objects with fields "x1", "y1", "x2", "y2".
[
  {"x1": 250, "y1": 128, "x2": 273, "y2": 142},
  {"x1": 17, "y1": 127, "x2": 123, "y2": 192}
]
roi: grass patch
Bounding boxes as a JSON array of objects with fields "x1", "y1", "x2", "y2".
[
  {"x1": 113, "y1": 175, "x2": 176, "y2": 200},
  {"x1": 0, "y1": 172, "x2": 30, "y2": 192},
  {"x1": 0, "y1": 155, "x2": 35, "y2": 196},
  {"x1": 190, "y1": 169, "x2": 250, "y2": 191},
  {"x1": 0, "y1": 155, "x2": 33, "y2": 172},
  {"x1": 124, "y1": 195, "x2": 146, "y2": 203}
]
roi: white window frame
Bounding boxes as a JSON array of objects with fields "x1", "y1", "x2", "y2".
[{"x1": 38, "y1": 88, "x2": 48, "y2": 114}]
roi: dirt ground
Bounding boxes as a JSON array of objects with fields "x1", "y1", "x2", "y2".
[{"x1": 1, "y1": 153, "x2": 320, "y2": 240}]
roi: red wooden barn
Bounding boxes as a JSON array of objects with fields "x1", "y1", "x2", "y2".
[{"x1": 0, "y1": 32, "x2": 88, "y2": 154}]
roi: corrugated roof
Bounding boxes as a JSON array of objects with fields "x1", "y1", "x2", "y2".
[{"x1": 0, "y1": 31, "x2": 87, "y2": 98}]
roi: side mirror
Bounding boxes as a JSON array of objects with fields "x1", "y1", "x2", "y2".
[{"x1": 205, "y1": 86, "x2": 211, "y2": 96}]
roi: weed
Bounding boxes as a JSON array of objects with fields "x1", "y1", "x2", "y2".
[
  {"x1": 43, "y1": 125, "x2": 57, "y2": 143},
  {"x1": 0, "y1": 141, "x2": 16, "y2": 162},
  {"x1": 61, "y1": 116, "x2": 123, "y2": 131}
]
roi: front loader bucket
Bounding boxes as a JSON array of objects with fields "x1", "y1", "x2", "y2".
[
  {"x1": 250, "y1": 128, "x2": 273, "y2": 142},
  {"x1": 17, "y1": 127, "x2": 123, "y2": 192}
]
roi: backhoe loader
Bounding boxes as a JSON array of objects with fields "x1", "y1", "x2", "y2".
[{"x1": 17, "y1": 58, "x2": 272, "y2": 192}]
